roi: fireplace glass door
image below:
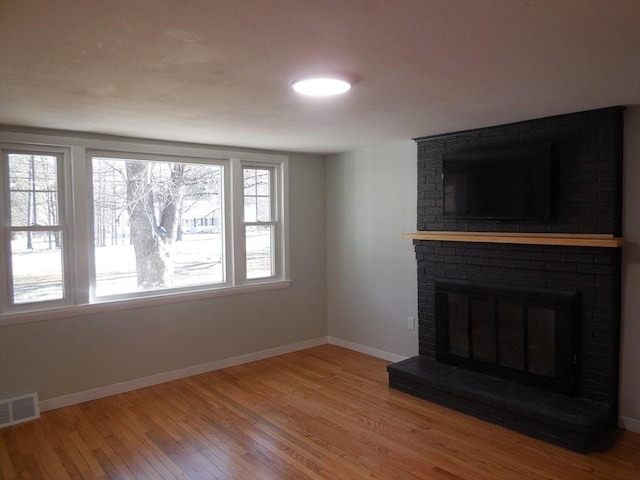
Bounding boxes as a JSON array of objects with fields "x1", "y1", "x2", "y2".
[{"x1": 436, "y1": 280, "x2": 578, "y2": 394}]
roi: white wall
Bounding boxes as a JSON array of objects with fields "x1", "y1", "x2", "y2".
[
  {"x1": 326, "y1": 110, "x2": 640, "y2": 432},
  {"x1": 620, "y1": 105, "x2": 640, "y2": 432},
  {"x1": 326, "y1": 141, "x2": 418, "y2": 358},
  {"x1": 0, "y1": 146, "x2": 327, "y2": 404}
]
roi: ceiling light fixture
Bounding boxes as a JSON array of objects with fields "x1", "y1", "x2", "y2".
[{"x1": 291, "y1": 77, "x2": 352, "y2": 97}]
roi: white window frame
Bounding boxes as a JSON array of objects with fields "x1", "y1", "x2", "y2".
[
  {"x1": 0, "y1": 130, "x2": 290, "y2": 325},
  {"x1": 235, "y1": 161, "x2": 284, "y2": 283},
  {"x1": 0, "y1": 144, "x2": 75, "y2": 313},
  {"x1": 86, "y1": 150, "x2": 231, "y2": 302}
]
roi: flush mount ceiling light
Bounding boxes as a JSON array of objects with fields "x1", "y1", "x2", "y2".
[{"x1": 291, "y1": 77, "x2": 352, "y2": 97}]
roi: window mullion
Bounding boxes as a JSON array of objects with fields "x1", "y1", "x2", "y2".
[
  {"x1": 71, "y1": 146, "x2": 90, "y2": 305},
  {"x1": 231, "y1": 158, "x2": 246, "y2": 284},
  {"x1": 222, "y1": 160, "x2": 234, "y2": 286},
  {"x1": 0, "y1": 150, "x2": 10, "y2": 310}
]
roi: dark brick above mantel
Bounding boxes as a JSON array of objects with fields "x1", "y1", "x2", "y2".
[{"x1": 415, "y1": 106, "x2": 624, "y2": 236}]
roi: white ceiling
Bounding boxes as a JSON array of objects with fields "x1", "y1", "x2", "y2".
[{"x1": 1, "y1": 0, "x2": 639, "y2": 154}]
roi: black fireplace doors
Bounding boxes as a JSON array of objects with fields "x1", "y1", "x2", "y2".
[{"x1": 435, "y1": 280, "x2": 579, "y2": 395}]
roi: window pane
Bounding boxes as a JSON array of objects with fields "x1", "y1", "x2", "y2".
[
  {"x1": 244, "y1": 196, "x2": 256, "y2": 222},
  {"x1": 246, "y1": 225, "x2": 273, "y2": 279},
  {"x1": 8, "y1": 154, "x2": 59, "y2": 227},
  {"x1": 10, "y1": 192, "x2": 31, "y2": 225},
  {"x1": 243, "y1": 169, "x2": 256, "y2": 195},
  {"x1": 256, "y1": 169, "x2": 270, "y2": 195},
  {"x1": 257, "y1": 197, "x2": 270, "y2": 221},
  {"x1": 92, "y1": 157, "x2": 224, "y2": 296},
  {"x1": 243, "y1": 168, "x2": 271, "y2": 222},
  {"x1": 10, "y1": 231, "x2": 64, "y2": 304}
]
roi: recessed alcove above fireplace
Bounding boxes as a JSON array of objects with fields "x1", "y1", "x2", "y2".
[{"x1": 387, "y1": 107, "x2": 624, "y2": 452}]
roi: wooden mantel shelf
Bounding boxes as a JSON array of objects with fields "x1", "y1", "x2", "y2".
[{"x1": 401, "y1": 231, "x2": 625, "y2": 248}]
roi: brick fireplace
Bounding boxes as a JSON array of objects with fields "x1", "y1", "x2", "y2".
[{"x1": 387, "y1": 107, "x2": 624, "y2": 452}]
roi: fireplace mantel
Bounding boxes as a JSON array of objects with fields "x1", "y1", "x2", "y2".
[{"x1": 401, "y1": 231, "x2": 624, "y2": 248}]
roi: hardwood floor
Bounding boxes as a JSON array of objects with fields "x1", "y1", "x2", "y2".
[{"x1": 1, "y1": 345, "x2": 639, "y2": 479}]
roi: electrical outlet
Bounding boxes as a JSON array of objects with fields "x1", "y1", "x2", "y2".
[{"x1": 407, "y1": 316, "x2": 415, "y2": 330}]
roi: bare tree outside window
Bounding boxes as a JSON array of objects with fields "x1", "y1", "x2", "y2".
[{"x1": 92, "y1": 157, "x2": 223, "y2": 296}]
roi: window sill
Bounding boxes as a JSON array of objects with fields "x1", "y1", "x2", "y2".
[{"x1": 0, "y1": 280, "x2": 292, "y2": 327}]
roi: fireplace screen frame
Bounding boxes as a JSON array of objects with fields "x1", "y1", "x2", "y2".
[{"x1": 435, "y1": 279, "x2": 580, "y2": 395}]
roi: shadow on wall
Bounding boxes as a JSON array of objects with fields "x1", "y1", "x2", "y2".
[{"x1": 622, "y1": 241, "x2": 640, "y2": 266}]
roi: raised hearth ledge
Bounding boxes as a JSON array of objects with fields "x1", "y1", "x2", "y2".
[{"x1": 401, "y1": 231, "x2": 624, "y2": 248}]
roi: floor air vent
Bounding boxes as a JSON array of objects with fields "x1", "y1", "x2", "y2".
[{"x1": 0, "y1": 393, "x2": 40, "y2": 428}]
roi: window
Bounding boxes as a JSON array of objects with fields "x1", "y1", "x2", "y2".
[
  {"x1": 243, "y1": 167, "x2": 275, "y2": 279},
  {"x1": 90, "y1": 155, "x2": 225, "y2": 299},
  {"x1": 2, "y1": 150, "x2": 69, "y2": 307},
  {"x1": 0, "y1": 135, "x2": 289, "y2": 320}
]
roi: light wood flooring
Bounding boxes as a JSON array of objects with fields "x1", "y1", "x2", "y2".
[{"x1": 1, "y1": 344, "x2": 639, "y2": 479}]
